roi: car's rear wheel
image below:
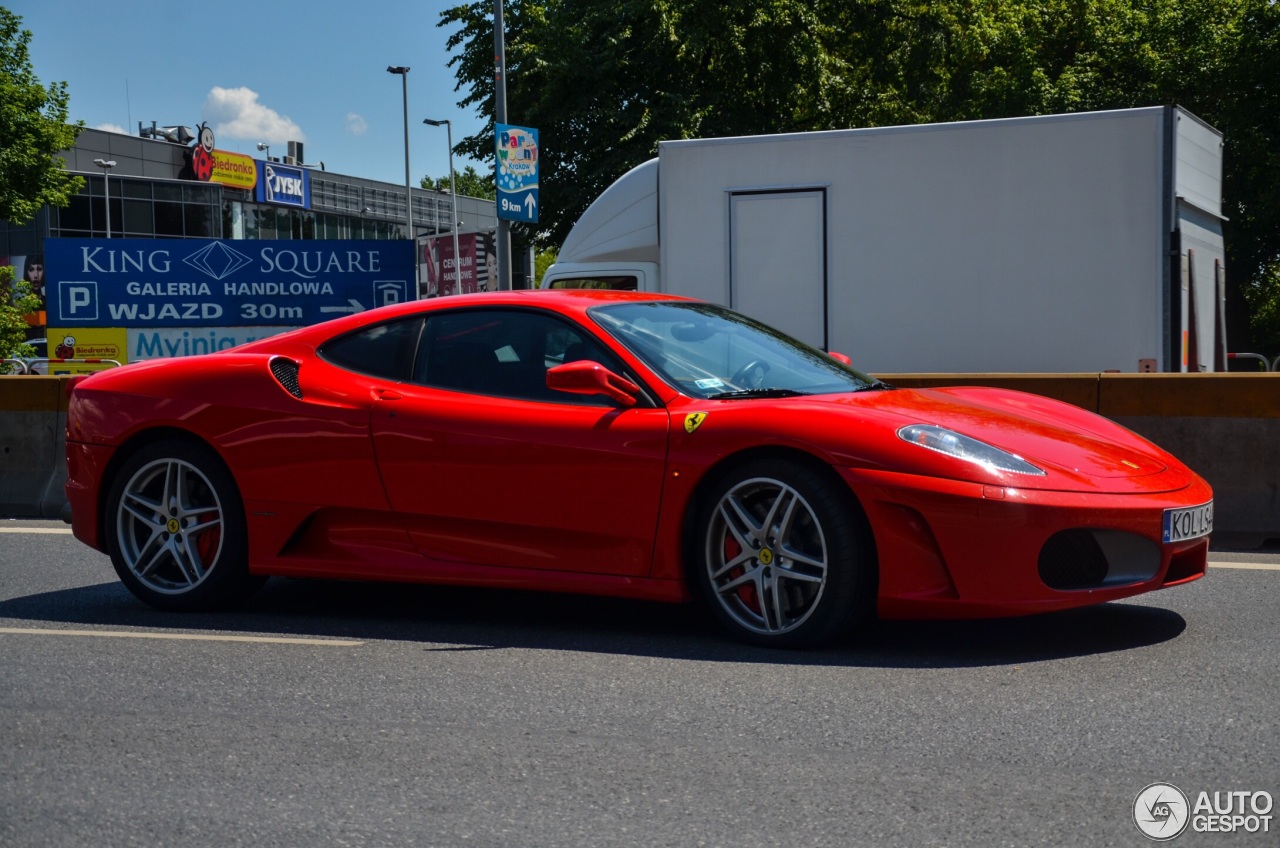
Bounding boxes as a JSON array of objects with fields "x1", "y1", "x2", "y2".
[
  {"x1": 106, "y1": 440, "x2": 260, "y2": 610},
  {"x1": 695, "y1": 458, "x2": 874, "y2": 648}
]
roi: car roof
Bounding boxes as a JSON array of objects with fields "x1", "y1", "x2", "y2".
[{"x1": 228, "y1": 289, "x2": 697, "y2": 355}]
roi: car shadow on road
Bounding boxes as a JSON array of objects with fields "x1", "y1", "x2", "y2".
[{"x1": 0, "y1": 577, "x2": 1186, "y2": 669}]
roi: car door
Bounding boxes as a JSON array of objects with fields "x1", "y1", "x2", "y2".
[{"x1": 370, "y1": 306, "x2": 670, "y2": 576}]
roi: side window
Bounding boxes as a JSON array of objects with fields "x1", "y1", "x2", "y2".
[
  {"x1": 546, "y1": 275, "x2": 638, "y2": 291},
  {"x1": 414, "y1": 308, "x2": 626, "y2": 404},
  {"x1": 318, "y1": 317, "x2": 424, "y2": 380}
]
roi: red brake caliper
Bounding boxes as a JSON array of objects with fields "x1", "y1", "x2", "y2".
[
  {"x1": 193, "y1": 511, "x2": 221, "y2": 569},
  {"x1": 723, "y1": 534, "x2": 760, "y2": 612}
]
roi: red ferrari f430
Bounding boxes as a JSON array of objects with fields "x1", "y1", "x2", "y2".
[{"x1": 65, "y1": 291, "x2": 1212, "y2": 647}]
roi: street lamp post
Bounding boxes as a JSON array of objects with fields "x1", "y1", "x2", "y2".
[
  {"x1": 387, "y1": 66, "x2": 419, "y2": 298},
  {"x1": 424, "y1": 118, "x2": 462, "y2": 296},
  {"x1": 93, "y1": 158, "x2": 116, "y2": 238},
  {"x1": 256, "y1": 142, "x2": 270, "y2": 160}
]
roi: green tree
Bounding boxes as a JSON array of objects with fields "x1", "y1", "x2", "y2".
[
  {"x1": 0, "y1": 265, "x2": 38, "y2": 373},
  {"x1": 420, "y1": 164, "x2": 496, "y2": 199},
  {"x1": 0, "y1": 7, "x2": 84, "y2": 225},
  {"x1": 534, "y1": 247, "x2": 557, "y2": 287}
]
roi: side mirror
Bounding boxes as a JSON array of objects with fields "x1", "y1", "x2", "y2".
[
  {"x1": 547, "y1": 360, "x2": 640, "y2": 407},
  {"x1": 828, "y1": 351, "x2": 852, "y2": 366}
]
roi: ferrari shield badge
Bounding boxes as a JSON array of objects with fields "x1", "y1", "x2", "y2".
[{"x1": 684, "y1": 412, "x2": 708, "y2": 434}]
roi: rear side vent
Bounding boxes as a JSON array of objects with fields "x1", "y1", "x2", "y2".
[{"x1": 269, "y1": 356, "x2": 303, "y2": 398}]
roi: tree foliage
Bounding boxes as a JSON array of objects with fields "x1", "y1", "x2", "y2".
[
  {"x1": 440, "y1": 0, "x2": 1279, "y2": 351},
  {"x1": 421, "y1": 164, "x2": 496, "y2": 199},
  {"x1": 0, "y1": 265, "x2": 38, "y2": 372},
  {"x1": 0, "y1": 7, "x2": 84, "y2": 225}
]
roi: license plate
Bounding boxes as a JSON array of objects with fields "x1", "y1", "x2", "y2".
[{"x1": 1163, "y1": 501, "x2": 1213, "y2": 543}]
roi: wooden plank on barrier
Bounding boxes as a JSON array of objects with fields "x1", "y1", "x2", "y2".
[{"x1": 1098, "y1": 373, "x2": 1280, "y2": 418}]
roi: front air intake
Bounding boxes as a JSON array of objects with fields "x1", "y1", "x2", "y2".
[
  {"x1": 269, "y1": 356, "x2": 303, "y2": 398},
  {"x1": 1038, "y1": 529, "x2": 1162, "y2": 590},
  {"x1": 1038, "y1": 530, "x2": 1108, "y2": 590}
]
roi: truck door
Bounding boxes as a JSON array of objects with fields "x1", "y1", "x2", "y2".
[{"x1": 729, "y1": 189, "x2": 827, "y2": 349}]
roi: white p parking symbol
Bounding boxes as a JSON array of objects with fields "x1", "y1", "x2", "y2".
[{"x1": 59, "y1": 282, "x2": 98, "y2": 321}]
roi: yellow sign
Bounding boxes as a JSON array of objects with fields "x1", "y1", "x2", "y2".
[
  {"x1": 44, "y1": 327, "x2": 129, "y2": 375},
  {"x1": 684, "y1": 412, "x2": 708, "y2": 434},
  {"x1": 210, "y1": 150, "x2": 258, "y2": 190}
]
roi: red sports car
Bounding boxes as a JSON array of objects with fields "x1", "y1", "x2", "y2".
[{"x1": 65, "y1": 290, "x2": 1212, "y2": 647}]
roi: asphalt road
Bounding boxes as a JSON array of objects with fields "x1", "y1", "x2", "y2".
[{"x1": 1, "y1": 519, "x2": 1276, "y2": 847}]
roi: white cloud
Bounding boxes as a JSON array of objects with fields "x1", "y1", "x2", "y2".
[
  {"x1": 203, "y1": 86, "x2": 305, "y2": 144},
  {"x1": 95, "y1": 123, "x2": 128, "y2": 134},
  {"x1": 346, "y1": 112, "x2": 368, "y2": 135}
]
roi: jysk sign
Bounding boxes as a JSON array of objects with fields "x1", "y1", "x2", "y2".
[
  {"x1": 47, "y1": 238, "x2": 412, "y2": 329},
  {"x1": 495, "y1": 123, "x2": 539, "y2": 223},
  {"x1": 255, "y1": 161, "x2": 311, "y2": 208}
]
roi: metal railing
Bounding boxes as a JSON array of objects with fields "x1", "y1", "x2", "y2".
[
  {"x1": 1226, "y1": 353, "x2": 1275, "y2": 372},
  {"x1": 1, "y1": 358, "x2": 123, "y2": 375}
]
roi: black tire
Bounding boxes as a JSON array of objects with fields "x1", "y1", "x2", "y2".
[
  {"x1": 105, "y1": 439, "x2": 261, "y2": 611},
  {"x1": 693, "y1": 457, "x2": 875, "y2": 648}
]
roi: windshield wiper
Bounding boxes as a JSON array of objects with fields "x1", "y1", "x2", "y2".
[
  {"x1": 853, "y1": 380, "x2": 895, "y2": 392},
  {"x1": 708, "y1": 388, "x2": 810, "y2": 400}
]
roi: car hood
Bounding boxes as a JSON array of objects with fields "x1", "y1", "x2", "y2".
[{"x1": 793, "y1": 385, "x2": 1189, "y2": 493}]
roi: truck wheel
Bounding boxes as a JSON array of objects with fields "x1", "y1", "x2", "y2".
[
  {"x1": 695, "y1": 458, "x2": 874, "y2": 648},
  {"x1": 105, "y1": 440, "x2": 261, "y2": 611}
]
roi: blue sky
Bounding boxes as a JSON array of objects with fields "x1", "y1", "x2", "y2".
[{"x1": 12, "y1": 0, "x2": 490, "y2": 187}]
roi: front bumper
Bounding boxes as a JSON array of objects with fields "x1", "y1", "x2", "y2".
[
  {"x1": 65, "y1": 440, "x2": 113, "y2": 553},
  {"x1": 840, "y1": 467, "x2": 1212, "y2": 620}
]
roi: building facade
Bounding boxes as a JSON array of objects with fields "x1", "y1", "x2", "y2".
[{"x1": 1, "y1": 125, "x2": 501, "y2": 331}]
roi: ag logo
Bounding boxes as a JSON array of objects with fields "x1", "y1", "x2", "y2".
[
  {"x1": 684, "y1": 412, "x2": 708, "y2": 434},
  {"x1": 1134, "y1": 783, "x2": 1190, "y2": 841}
]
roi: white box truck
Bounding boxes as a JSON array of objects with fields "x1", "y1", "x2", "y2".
[{"x1": 542, "y1": 106, "x2": 1226, "y2": 373}]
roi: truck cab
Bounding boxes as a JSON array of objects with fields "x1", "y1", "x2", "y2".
[
  {"x1": 541, "y1": 261, "x2": 657, "y2": 292},
  {"x1": 542, "y1": 159, "x2": 660, "y2": 294}
]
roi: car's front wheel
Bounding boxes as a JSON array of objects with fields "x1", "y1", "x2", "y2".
[
  {"x1": 105, "y1": 440, "x2": 261, "y2": 611},
  {"x1": 695, "y1": 458, "x2": 875, "y2": 648}
]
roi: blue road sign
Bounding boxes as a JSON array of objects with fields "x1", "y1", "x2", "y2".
[
  {"x1": 496, "y1": 124, "x2": 539, "y2": 223},
  {"x1": 46, "y1": 238, "x2": 414, "y2": 328}
]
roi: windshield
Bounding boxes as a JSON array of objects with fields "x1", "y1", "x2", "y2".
[{"x1": 591, "y1": 301, "x2": 879, "y2": 399}]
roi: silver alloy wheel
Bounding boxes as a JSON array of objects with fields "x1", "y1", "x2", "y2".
[
  {"x1": 704, "y1": 475, "x2": 829, "y2": 636},
  {"x1": 115, "y1": 457, "x2": 225, "y2": 595}
]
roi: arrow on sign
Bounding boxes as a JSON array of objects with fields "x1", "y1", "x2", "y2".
[
  {"x1": 524, "y1": 194, "x2": 538, "y2": 217},
  {"x1": 320, "y1": 298, "x2": 366, "y2": 314}
]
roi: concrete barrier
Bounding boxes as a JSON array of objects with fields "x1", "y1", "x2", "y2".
[
  {"x1": 1101, "y1": 374, "x2": 1280, "y2": 548},
  {"x1": 0, "y1": 376, "x2": 69, "y2": 519},
  {"x1": 3, "y1": 373, "x2": 1278, "y2": 545}
]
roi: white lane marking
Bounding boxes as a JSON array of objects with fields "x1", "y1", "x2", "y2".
[
  {"x1": 0, "y1": 528, "x2": 74, "y2": 534},
  {"x1": 0, "y1": 627, "x2": 363, "y2": 646},
  {"x1": 1208, "y1": 561, "x2": 1280, "y2": 571}
]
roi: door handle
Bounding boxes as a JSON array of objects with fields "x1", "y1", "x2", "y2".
[{"x1": 375, "y1": 389, "x2": 403, "y2": 401}]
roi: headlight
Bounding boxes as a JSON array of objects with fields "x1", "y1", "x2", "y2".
[{"x1": 897, "y1": 424, "x2": 1046, "y2": 476}]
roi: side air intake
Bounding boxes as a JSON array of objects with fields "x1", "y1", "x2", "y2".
[{"x1": 269, "y1": 356, "x2": 303, "y2": 398}]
